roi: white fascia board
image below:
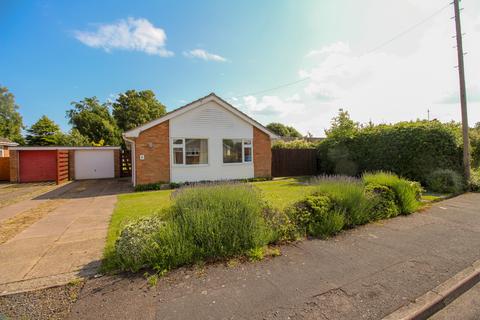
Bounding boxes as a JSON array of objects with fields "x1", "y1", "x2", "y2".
[{"x1": 123, "y1": 95, "x2": 279, "y2": 139}]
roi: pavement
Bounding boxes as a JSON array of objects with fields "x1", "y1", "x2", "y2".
[
  {"x1": 430, "y1": 282, "x2": 480, "y2": 320},
  {"x1": 0, "y1": 182, "x2": 62, "y2": 223},
  {"x1": 0, "y1": 179, "x2": 132, "y2": 295},
  {"x1": 68, "y1": 193, "x2": 480, "y2": 320}
]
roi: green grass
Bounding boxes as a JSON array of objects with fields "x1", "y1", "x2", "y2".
[
  {"x1": 103, "y1": 189, "x2": 173, "y2": 267},
  {"x1": 103, "y1": 178, "x2": 311, "y2": 267},
  {"x1": 252, "y1": 178, "x2": 317, "y2": 210}
]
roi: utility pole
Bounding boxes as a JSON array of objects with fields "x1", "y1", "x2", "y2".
[{"x1": 453, "y1": 0, "x2": 470, "y2": 181}]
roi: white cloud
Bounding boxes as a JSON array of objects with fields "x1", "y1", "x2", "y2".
[
  {"x1": 183, "y1": 49, "x2": 227, "y2": 62},
  {"x1": 306, "y1": 42, "x2": 350, "y2": 58},
  {"x1": 240, "y1": 4, "x2": 480, "y2": 136},
  {"x1": 74, "y1": 17, "x2": 173, "y2": 57}
]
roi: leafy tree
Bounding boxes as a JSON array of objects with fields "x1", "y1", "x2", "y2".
[
  {"x1": 57, "y1": 129, "x2": 92, "y2": 146},
  {"x1": 266, "y1": 122, "x2": 302, "y2": 138},
  {"x1": 67, "y1": 97, "x2": 120, "y2": 145},
  {"x1": 0, "y1": 86, "x2": 24, "y2": 143},
  {"x1": 112, "y1": 90, "x2": 167, "y2": 132},
  {"x1": 26, "y1": 115, "x2": 62, "y2": 146},
  {"x1": 324, "y1": 109, "x2": 359, "y2": 139}
]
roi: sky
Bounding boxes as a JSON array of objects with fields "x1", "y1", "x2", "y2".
[{"x1": 1, "y1": 0, "x2": 479, "y2": 136}]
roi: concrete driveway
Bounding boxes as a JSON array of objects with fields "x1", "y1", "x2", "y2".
[{"x1": 0, "y1": 179, "x2": 132, "y2": 295}]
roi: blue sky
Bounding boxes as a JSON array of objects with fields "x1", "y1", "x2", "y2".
[{"x1": 1, "y1": 0, "x2": 480, "y2": 135}]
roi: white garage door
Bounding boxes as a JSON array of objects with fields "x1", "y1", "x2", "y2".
[{"x1": 75, "y1": 150, "x2": 115, "y2": 180}]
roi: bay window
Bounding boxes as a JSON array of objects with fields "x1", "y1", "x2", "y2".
[
  {"x1": 223, "y1": 139, "x2": 253, "y2": 163},
  {"x1": 172, "y1": 138, "x2": 208, "y2": 165}
]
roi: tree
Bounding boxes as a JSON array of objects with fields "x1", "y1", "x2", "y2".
[
  {"x1": 112, "y1": 90, "x2": 167, "y2": 132},
  {"x1": 324, "y1": 109, "x2": 359, "y2": 139},
  {"x1": 67, "y1": 97, "x2": 120, "y2": 145},
  {"x1": 0, "y1": 86, "x2": 24, "y2": 143},
  {"x1": 57, "y1": 129, "x2": 92, "y2": 146},
  {"x1": 266, "y1": 122, "x2": 302, "y2": 138},
  {"x1": 26, "y1": 115, "x2": 62, "y2": 146}
]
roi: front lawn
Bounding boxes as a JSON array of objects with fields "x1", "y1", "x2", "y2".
[
  {"x1": 103, "y1": 178, "x2": 311, "y2": 265},
  {"x1": 103, "y1": 189, "x2": 172, "y2": 266},
  {"x1": 103, "y1": 176, "x2": 444, "y2": 270}
]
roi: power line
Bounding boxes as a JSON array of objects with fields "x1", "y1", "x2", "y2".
[{"x1": 231, "y1": 2, "x2": 452, "y2": 100}]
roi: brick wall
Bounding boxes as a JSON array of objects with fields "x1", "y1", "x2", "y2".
[
  {"x1": 253, "y1": 127, "x2": 272, "y2": 178},
  {"x1": 9, "y1": 150, "x2": 19, "y2": 182},
  {"x1": 135, "y1": 121, "x2": 170, "y2": 185},
  {"x1": 68, "y1": 150, "x2": 75, "y2": 180},
  {"x1": 114, "y1": 149, "x2": 120, "y2": 178},
  {"x1": 3, "y1": 146, "x2": 10, "y2": 157}
]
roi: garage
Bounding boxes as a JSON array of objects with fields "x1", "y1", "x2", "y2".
[
  {"x1": 9, "y1": 146, "x2": 120, "y2": 184},
  {"x1": 19, "y1": 150, "x2": 57, "y2": 182},
  {"x1": 74, "y1": 149, "x2": 115, "y2": 180}
]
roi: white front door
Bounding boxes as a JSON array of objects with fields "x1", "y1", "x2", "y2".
[{"x1": 75, "y1": 150, "x2": 115, "y2": 180}]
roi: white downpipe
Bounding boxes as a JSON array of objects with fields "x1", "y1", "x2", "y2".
[{"x1": 123, "y1": 136, "x2": 136, "y2": 186}]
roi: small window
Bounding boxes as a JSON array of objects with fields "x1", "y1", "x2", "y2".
[
  {"x1": 223, "y1": 139, "x2": 253, "y2": 163},
  {"x1": 185, "y1": 139, "x2": 208, "y2": 165},
  {"x1": 172, "y1": 138, "x2": 208, "y2": 165},
  {"x1": 244, "y1": 140, "x2": 252, "y2": 162},
  {"x1": 0, "y1": 148, "x2": 3, "y2": 157},
  {"x1": 223, "y1": 139, "x2": 243, "y2": 163}
]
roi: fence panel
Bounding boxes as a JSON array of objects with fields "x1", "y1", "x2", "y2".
[
  {"x1": 56, "y1": 150, "x2": 69, "y2": 184},
  {"x1": 271, "y1": 149, "x2": 318, "y2": 177},
  {"x1": 0, "y1": 158, "x2": 9, "y2": 181}
]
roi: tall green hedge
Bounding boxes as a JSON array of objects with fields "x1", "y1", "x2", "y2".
[{"x1": 318, "y1": 121, "x2": 463, "y2": 184}]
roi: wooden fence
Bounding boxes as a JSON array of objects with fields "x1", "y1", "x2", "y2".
[
  {"x1": 271, "y1": 148, "x2": 318, "y2": 177},
  {"x1": 56, "y1": 150, "x2": 69, "y2": 184},
  {"x1": 0, "y1": 158, "x2": 9, "y2": 181}
]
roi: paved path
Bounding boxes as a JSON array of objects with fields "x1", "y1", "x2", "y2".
[
  {"x1": 69, "y1": 193, "x2": 480, "y2": 320},
  {"x1": 0, "y1": 179, "x2": 131, "y2": 295}
]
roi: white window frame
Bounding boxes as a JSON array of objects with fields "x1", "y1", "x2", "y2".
[
  {"x1": 0, "y1": 148, "x2": 3, "y2": 157},
  {"x1": 222, "y1": 138, "x2": 253, "y2": 165},
  {"x1": 171, "y1": 138, "x2": 209, "y2": 167}
]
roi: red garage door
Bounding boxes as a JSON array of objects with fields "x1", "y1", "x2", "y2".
[{"x1": 19, "y1": 150, "x2": 57, "y2": 182}]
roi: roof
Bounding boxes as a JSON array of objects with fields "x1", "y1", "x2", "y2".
[
  {"x1": 0, "y1": 138, "x2": 19, "y2": 146},
  {"x1": 123, "y1": 93, "x2": 279, "y2": 139},
  {"x1": 10, "y1": 146, "x2": 121, "y2": 151}
]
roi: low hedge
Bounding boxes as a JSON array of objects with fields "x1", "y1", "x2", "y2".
[
  {"x1": 317, "y1": 121, "x2": 463, "y2": 184},
  {"x1": 286, "y1": 173, "x2": 422, "y2": 238},
  {"x1": 426, "y1": 169, "x2": 465, "y2": 194},
  {"x1": 115, "y1": 184, "x2": 271, "y2": 272},
  {"x1": 115, "y1": 173, "x2": 423, "y2": 273}
]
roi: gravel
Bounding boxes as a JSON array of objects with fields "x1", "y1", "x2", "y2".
[{"x1": 0, "y1": 281, "x2": 84, "y2": 320}]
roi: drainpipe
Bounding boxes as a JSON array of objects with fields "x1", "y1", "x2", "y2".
[{"x1": 123, "y1": 135, "x2": 136, "y2": 187}]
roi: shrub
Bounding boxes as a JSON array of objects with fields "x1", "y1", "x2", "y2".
[
  {"x1": 311, "y1": 176, "x2": 374, "y2": 226},
  {"x1": 262, "y1": 206, "x2": 299, "y2": 242},
  {"x1": 115, "y1": 214, "x2": 194, "y2": 272},
  {"x1": 364, "y1": 184, "x2": 399, "y2": 220},
  {"x1": 272, "y1": 139, "x2": 317, "y2": 149},
  {"x1": 363, "y1": 172, "x2": 421, "y2": 214},
  {"x1": 115, "y1": 184, "x2": 272, "y2": 272},
  {"x1": 288, "y1": 194, "x2": 345, "y2": 238},
  {"x1": 470, "y1": 169, "x2": 480, "y2": 192},
  {"x1": 318, "y1": 120, "x2": 463, "y2": 184},
  {"x1": 426, "y1": 169, "x2": 465, "y2": 194},
  {"x1": 170, "y1": 184, "x2": 270, "y2": 260}
]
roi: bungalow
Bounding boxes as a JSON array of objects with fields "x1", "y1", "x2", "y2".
[
  {"x1": 123, "y1": 93, "x2": 278, "y2": 186},
  {"x1": 0, "y1": 138, "x2": 19, "y2": 157}
]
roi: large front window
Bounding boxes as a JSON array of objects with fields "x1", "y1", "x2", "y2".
[
  {"x1": 223, "y1": 139, "x2": 252, "y2": 163},
  {"x1": 172, "y1": 138, "x2": 208, "y2": 165}
]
